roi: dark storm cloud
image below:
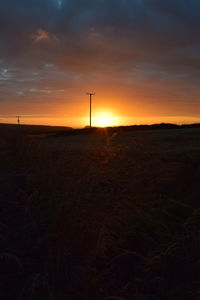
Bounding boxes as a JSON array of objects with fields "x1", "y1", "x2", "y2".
[{"x1": 0, "y1": 0, "x2": 200, "y2": 103}]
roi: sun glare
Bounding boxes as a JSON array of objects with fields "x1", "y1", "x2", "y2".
[{"x1": 93, "y1": 111, "x2": 118, "y2": 127}]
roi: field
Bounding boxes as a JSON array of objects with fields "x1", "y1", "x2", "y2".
[{"x1": 0, "y1": 124, "x2": 200, "y2": 299}]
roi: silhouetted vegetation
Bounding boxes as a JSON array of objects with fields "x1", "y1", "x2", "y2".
[
  {"x1": 2, "y1": 122, "x2": 200, "y2": 136},
  {"x1": 1, "y1": 123, "x2": 200, "y2": 299}
]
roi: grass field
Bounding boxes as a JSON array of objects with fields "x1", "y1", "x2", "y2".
[{"x1": 0, "y1": 124, "x2": 200, "y2": 299}]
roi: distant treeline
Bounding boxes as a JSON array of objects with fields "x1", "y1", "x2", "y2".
[
  {"x1": 116, "y1": 122, "x2": 200, "y2": 131},
  {"x1": 1, "y1": 122, "x2": 200, "y2": 136},
  {"x1": 58, "y1": 123, "x2": 200, "y2": 136}
]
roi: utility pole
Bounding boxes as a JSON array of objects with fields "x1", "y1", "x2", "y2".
[
  {"x1": 16, "y1": 116, "x2": 20, "y2": 126},
  {"x1": 86, "y1": 92, "x2": 95, "y2": 127}
]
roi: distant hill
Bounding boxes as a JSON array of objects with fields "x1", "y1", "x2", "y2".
[
  {"x1": 1, "y1": 122, "x2": 200, "y2": 136},
  {"x1": 0, "y1": 123, "x2": 73, "y2": 135}
]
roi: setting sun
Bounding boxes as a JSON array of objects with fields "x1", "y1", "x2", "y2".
[{"x1": 93, "y1": 111, "x2": 118, "y2": 127}]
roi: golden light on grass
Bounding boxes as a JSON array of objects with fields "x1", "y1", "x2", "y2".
[{"x1": 93, "y1": 111, "x2": 119, "y2": 127}]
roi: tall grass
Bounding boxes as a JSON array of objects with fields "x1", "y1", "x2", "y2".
[{"x1": 0, "y1": 126, "x2": 200, "y2": 299}]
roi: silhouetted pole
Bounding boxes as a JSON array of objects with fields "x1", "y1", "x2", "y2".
[
  {"x1": 86, "y1": 92, "x2": 95, "y2": 127},
  {"x1": 16, "y1": 116, "x2": 20, "y2": 125}
]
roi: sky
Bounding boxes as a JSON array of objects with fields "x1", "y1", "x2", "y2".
[{"x1": 1, "y1": 0, "x2": 200, "y2": 127}]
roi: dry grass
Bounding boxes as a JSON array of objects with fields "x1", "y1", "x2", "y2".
[{"x1": 0, "y1": 125, "x2": 200, "y2": 299}]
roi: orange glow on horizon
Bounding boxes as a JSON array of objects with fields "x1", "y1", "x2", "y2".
[{"x1": 1, "y1": 114, "x2": 200, "y2": 128}]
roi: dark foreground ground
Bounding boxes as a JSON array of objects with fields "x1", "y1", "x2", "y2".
[{"x1": 0, "y1": 124, "x2": 200, "y2": 299}]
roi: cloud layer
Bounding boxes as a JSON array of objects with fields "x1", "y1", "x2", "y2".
[{"x1": 1, "y1": 0, "x2": 200, "y2": 120}]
